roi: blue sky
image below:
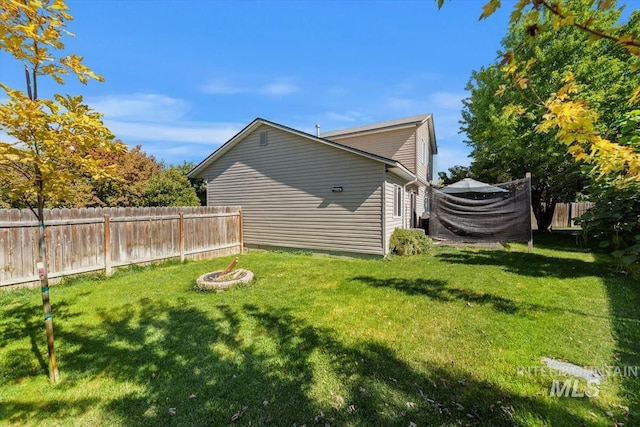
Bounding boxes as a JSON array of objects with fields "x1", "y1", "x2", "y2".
[{"x1": 0, "y1": 0, "x2": 516, "y2": 175}]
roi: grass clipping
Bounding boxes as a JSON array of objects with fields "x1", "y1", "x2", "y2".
[{"x1": 389, "y1": 228, "x2": 433, "y2": 256}]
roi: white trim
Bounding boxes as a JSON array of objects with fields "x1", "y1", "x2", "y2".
[{"x1": 393, "y1": 184, "x2": 403, "y2": 218}]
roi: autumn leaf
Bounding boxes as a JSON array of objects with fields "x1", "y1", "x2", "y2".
[{"x1": 480, "y1": 0, "x2": 501, "y2": 20}]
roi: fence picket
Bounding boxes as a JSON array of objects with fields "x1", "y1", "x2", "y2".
[{"x1": 0, "y1": 206, "x2": 242, "y2": 288}]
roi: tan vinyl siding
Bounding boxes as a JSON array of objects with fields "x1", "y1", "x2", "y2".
[
  {"x1": 416, "y1": 124, "x2": 429, "y2": 182},
  {"x1": 201, "y1": 125, "x2": 385, "y2": 255},
  {"x1": 328, "y1": 127, "x2": 417, "y2": 174},
  {"x1": 384, "y1": 174, "x2": 405, "y2": 253}
]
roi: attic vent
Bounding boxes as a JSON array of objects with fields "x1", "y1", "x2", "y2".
[{"x1": 259, "y1": 131, "x2": 268, "y2": 146}]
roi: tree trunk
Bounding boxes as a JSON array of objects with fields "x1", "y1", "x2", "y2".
[
  {"x1": 531, "y1": 189, "x2": 556, "y2": 232},
  {"x1": 36, "y1": 171, "x2": 59, "y2": 383}
]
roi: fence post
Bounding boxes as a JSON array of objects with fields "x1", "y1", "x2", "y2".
[
  {"x1": 239, "y1": 208, "x2": 244, "y2": 254},
  {"x1": 179, "y1": 212, "x2": 185, "y2": 263},
  {"x1": 526, "y1": 172, "x2": 534, "y2": 253},
  {"x1": 104, "y1": 214, "x2": 112, "y2": 276}
]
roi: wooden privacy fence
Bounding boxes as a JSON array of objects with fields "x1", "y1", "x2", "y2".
[
  {"x1": 531, "y1": 202, "x2": 595, "y2": 229},
  {"x1": 0, "y1": 206, "x2": 243, "y2": 288}
]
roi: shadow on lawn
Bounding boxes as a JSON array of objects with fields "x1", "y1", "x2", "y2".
[
  {"x1": 433, "y1": 233, "x2": 640, "y2": 423},
  {"x1": 351, "y1": 277, "x2": 520, "y2": 314},
  {"x1": 0, "y1": 294, "x2": 627, "y2": 426},
  {"x1": 0, "y1": 295, "x2": 76, "y2": 380},
  {"x1": 436, "y1": 249, "x2": 606, "y2": 280},
  {"x1": 594, "y1": 253, "x2": 640, "y2": 422}
]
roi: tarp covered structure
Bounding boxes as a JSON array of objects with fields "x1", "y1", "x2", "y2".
[
  {"x1": 429, "y1": 177, "x2": 532, "y2": 243},
  {"x1": 439, "y1": 178, "x2": 509, "y2": 197}
]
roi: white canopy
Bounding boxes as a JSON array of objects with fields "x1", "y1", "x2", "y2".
[{"x1": 439, "y1": 178, "x2": 509, "y2": 194}]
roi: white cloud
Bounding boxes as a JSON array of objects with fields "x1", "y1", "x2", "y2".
[
  {"x1": 259, "y1": 82, "x2": 298, "y2": 96},
  {"x1": 324, "y1": 111, "x2": 371, "y2": 123},
  {"x1": 200, "y1": 81, "x2": 245, "y2": 95},
  {"x1": 386, "y1": 97, "x2": 417, "y2": 110},
  {"x1": 89, "y1": 93, "x2": 190, "y2": 121},
  {"x1": 428, "y1": 92, "x2": 466, "y2": 110},
  {"x1": 201, "y1": 79, "x2": 299, "y2": 96},
  {"x1": 86, "y1": 92, "x2": 242, "y2": 145},
  {"x1": 105, "y1": 119, "x2": 240, "y2": 145}
]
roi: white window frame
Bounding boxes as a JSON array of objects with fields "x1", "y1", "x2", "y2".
[
  {"x1": 393, "y1": 184, "x2": 403, "y2": 218},
  {"x1": 421, "y1": 138, "x2": 427, "y2": 165}
]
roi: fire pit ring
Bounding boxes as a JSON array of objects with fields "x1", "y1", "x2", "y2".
[{"x1": 195, "y1": 269, "x2": 254, "y2": 291}]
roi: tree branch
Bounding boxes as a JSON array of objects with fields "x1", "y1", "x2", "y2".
[{"x1": 540, "y1": 0, "x2": 640, "y2": 53}]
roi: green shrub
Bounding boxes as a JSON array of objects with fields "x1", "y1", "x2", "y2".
[{"x1": 389, "y1": 228, "x2": 433, "y2": 256}]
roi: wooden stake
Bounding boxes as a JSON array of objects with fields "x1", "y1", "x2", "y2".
[
  {"x1": 238, "y1": 209, "x2": 244, "y2": 254},
  {"x1": 36, "y1": 185, "x2": 59, "y2": 383},
  {"x1": 526, "y1": 172, "x2": 534, "y2": 253},
  {"x1": 222, "y1": 258, "x2": 239, "y2": 275}
]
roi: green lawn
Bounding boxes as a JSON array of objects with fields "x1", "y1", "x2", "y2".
[{"x1": 1, "y1": 233, "x2": 638, "y2": 426}]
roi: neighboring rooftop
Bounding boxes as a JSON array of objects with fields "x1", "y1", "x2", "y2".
[{"x1": 320, "y1": 113, "x2": 432, "y2": 138}]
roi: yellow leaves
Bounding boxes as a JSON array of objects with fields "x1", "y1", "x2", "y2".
[
  {"x1": 0, "y1": 0, "x2": 101, "y2": 86},
  {"x1": 59, "y1": 54, "x2": 104, "y2": 84},
  {"x1": 2, "y1": 153, "x2": 21, "y2": 162},
  {"x1": 0, "y1": 88, "x2": 120, "y2": 204},
  {"x1": 503, "y1": 104, "x2": 527, "y2": 117},
  {"x1": 480, "y1": 0, "x2": 501, "y2": 21},
  {"x1": 509, "y1": 0, "x2": 529, "y2": 24},
  {"x1": 630, "y1": 87, "x2": 640, "y2": 105},
  {"x1": 597, "y1": 0, "x2": 615, "y2": 10},
  {"x1": 517, "y1": 76, "x2": 528, "y2": 90},
  {"x1": 537, "y1": 85, "x2": 640, "y2": 187}
]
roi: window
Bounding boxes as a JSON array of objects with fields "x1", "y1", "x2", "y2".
[
  {"x1": 421, "y1": 138, "x2": 427, "y2": 165},
  {"x1": 394, "y1": 184, "x2": 402, "y2": 217}
]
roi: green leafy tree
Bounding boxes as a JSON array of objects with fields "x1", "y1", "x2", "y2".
[
  {"x1": 437, "y1": 165, "x2": 473, "y2": 186},
  {"x1": 87, "y1": 143, "x2": 163, "y2": 207},
  {"x1": 143, "y1": 164, "x2": 201, "y2": 207},
  {"x1": 461, "y1": 1, "x2": 639, "y2": 231},
  {"x1": 182, "y1": 162, "x2": 207, "y2": 206},
  {"x1": 577, "y1": 111, "x2": 640, "y2": 276},
  {"x1": 0, "y1": 0, "x2": 121, "y2": 382}
]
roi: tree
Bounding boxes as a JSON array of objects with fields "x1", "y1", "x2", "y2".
[
  {"x1": 444, "y1": 0, "x2": 640, "y2": 186},
  {"x1": 576, "y1": 111, "x2": 640, "y2": 276},
  {"x1": 143, "y1": 163, "x2": 201, "y2": 207},
  {"x1": 182, "y1": 162, "x2": 207, "y2": 206},
  {"x1": 87, "y1": 143, "x2": 163, "y2": 207},
  {"x1": 460, "y1": 1, "x2": 639, "y2": 231},
  {"x1": 437, "y1": 165, "x2": 472, "y2": 185},
  {"x1": 0, "y1": 0, "x2": 121, "y2": 382}
]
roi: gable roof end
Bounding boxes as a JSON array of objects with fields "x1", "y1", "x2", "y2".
[
  {"x1": 187, "y1": 118, "x2": 416, "y2": 182},
  {"x1": 321, "y1": 113, "x2": 437, "y2": 155}
]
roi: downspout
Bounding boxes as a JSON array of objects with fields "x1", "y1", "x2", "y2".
[{"x1": 381, "y1": 164, "x2": 387, "y2": 256}]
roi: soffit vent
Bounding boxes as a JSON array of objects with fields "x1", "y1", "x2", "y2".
[{"x1": 259, "y1": 131, "x2": 268, "y2": 146}]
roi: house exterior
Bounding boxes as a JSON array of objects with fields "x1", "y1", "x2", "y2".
[
  {"x1": 188, "y1": 115, "x2": 437, "y2": 256},
  {"x1": 321, "y1": 113, "x2": 437, "y2": 230}
]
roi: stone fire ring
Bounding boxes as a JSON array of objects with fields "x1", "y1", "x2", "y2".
[{"x1": 195, "y1": 269, "x2": 254, "y2": 291}]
